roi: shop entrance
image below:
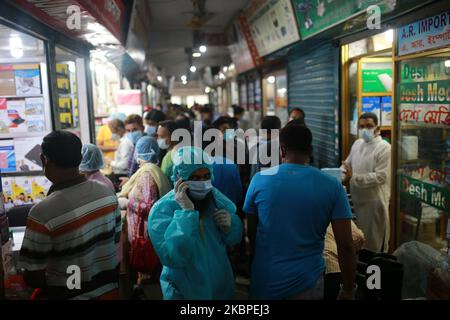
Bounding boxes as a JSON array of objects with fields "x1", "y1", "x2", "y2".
[{"x1": 341, "y1": 30, "x2": 395, "y2": 157}]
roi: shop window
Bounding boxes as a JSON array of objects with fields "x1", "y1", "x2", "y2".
[
  {"x1": 397, "y1": 54, "x2": 450, "y2": 253},
  {"x1": 0, "y1": 24, "x2": 52, "y2": 209},
  {"x1": 54, "y1": 46, "x2": 89, "y2": 143}
]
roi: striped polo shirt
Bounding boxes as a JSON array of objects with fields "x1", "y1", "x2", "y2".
[{"x1": 18, "y1": 176, "x2": 122, "y2": 300}]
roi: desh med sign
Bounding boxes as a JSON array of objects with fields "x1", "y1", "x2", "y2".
[{"x1": 398, "y1": 10, "x2": 450, "y2": 56}]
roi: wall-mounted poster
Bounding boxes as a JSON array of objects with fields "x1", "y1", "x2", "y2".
[
  {"x1": 227, "y1": 20, "x2": 258, "y2": 74},
  {"x1": 398, "y1": 10, "x2": 450, "y2": 56},
  {"x1": 14, "y1": 137, "x2": 44, "y2": 172},
  {"x1": 292, "y1": 0, "x2": 380, "y2": 39},
  {"x1": 244, "y1": 0, "x2": 300, "y2": 57},
  {"x1": 15, "y1": 69, "x2": 41, "y2": 96},
  {"x1": 0, "y1": 140, "x2": 15, "y2": 173}
]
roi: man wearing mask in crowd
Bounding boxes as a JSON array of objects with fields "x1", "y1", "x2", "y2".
[
  {"x1": 200, "y1": 106, "x2": 213, "y2": 127},
  {"x1": 144, "y1": 109, "x2": 166, "y2": 137},
  {"x1": 96, "y1": 113, "x2": 126, "y2": 163},
  {"x1": 342, "y1": 112, "x2": 391, "y2": 253},
  {"x1": 108, "y1": 119, "x2": 133, "y2": 191},
  {"x1": 288, "y1": 107, "x2": 305, "y2": 124},
  {"x1": 124, "y1": 114, "x2": 145, "y2": 179},
  {"x1": 157, "y1": 120, "x2": 179, "y2": 185}
]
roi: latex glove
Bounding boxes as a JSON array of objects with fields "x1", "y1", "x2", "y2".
[
  {"x1": 213, "y1": 209, "x2": 231, "y2": 234},
  {"x1": 118, "y1": 197, "x2": 129, "y2": 210},
  {"x1": 175, "y1": 179, "x2": 194, "y2": 211}
]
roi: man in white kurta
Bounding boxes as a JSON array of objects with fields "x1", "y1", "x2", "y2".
[{"x1": 342, "y1": 113, "x2": 391, "y2": 252}]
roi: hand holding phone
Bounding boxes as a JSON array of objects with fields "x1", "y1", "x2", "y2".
[{"x1": 175, "y1": 179, "x2": 194, "y2": 211}]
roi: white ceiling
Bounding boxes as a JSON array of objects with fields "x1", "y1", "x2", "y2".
[{"x1": 145, "y1": 0, "x2": 250, "y2": 78}]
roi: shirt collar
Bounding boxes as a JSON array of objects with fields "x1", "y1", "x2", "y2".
[{"x1": 47, "y1": 175, "x2": 87, "y2": 196}]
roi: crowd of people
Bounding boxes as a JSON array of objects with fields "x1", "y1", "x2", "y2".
[{"x1": 16, "y1": 102, "x2": 392, "y2": 300}]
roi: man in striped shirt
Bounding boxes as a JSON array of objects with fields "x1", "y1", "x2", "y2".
[{"x1": 18, "y1": 131, "x2": 122, "y2": 300}]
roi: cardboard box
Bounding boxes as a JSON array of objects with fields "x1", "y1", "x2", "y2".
[{"x1": 0, "y1": 71, "x2": 16, "y2": 96}]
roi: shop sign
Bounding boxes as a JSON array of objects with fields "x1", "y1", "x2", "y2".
[
  {"x1": 399, "y1": 104, "x2": 450, "y2": 126},
  {"x1": 291, "y1": 0, "x2": 380, "y2": 40},
  {"x1": 362, "y1": 68, "x2": 393, "y2": 93},
  {"x1": 238, "y1": 14, "x2": 264, "y2": 68},
  {"x1": 400, "y1": 174, "x2": 450, "y2": 213},
  {"x1": 11, "y1": 0, "x2": 125, "y2": 44},
  {"x1": 398, "y1": 10, "x2": 450, "y2": 56},
  {"x1": 227, "y1": 19, "x2": 260, "y2": 74},
  {"x1": 400, "y1": 59, "x2": 450, "y2": 83},
  {"x1": 244, "y1": 0, "x2": 300, "y2": 57},
  {"x1": 398, "y1": 80, "x2": 450, "y2": 105}
]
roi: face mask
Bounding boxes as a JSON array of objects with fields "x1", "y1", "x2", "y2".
[
  {"x1": 186, "y1": 180, "x2": 213, "y2": 200},
  {"x1": 157, "y1": 138, "x2": 169, "y2": 150},
  {"x1": 145, "y1": 125, "x2": 157, "y2": 136},
  {"x1": 224, "y1": 130, "x2": 235, "y2": 142},
  {"x1": 127, "y1": 131, "x2": 142, "y2": 145},
  {"x1": 111, "y1": 133, "x2": 119, "y2": 141},
  {"x1": 359, "y1": 128, "x2": 376, "y2": 143}
]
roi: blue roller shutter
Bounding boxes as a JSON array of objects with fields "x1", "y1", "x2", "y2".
[{"x1": 288, "y1": 42, "x2": 340, "y2": 168}]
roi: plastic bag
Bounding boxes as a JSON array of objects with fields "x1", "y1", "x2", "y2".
[{"x1": 393, "y1": 241, "x2": 448, "y2": 299}]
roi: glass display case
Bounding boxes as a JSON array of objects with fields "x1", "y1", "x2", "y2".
[{"x1": 396, "y1": 53, "x2": 450, "y2": 254}]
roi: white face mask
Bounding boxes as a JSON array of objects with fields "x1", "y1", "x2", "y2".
[
  {"x1": 186, "y1": 180, "x2": 213, "y2": 200},
  {"x1": 157, "y1": 138, "x2": 169, "y2": 150},
  {"x1": 359, "y1": 128, "x2": 376, "y2": 143}
]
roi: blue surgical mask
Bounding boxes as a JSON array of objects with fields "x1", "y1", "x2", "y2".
[
  {"x1": 127, "y1": 131, "x2": 143, "y2": 145},
  {"x1": 186, "y1": 180, "x2": 213, "y2": 200},
  {"x1": 157, "y1": 138, "x2": 170, "y2": 150},
  {"x1": 359, "y1": 128, "x2": 376, "y2": 143},
  {"x1": 145, "y1": 125, "x2": 157, "y2": 136}
]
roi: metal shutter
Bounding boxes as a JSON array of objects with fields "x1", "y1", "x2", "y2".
[{"x1": 288, "y1": 42, "x2": 340, "y2": 168}]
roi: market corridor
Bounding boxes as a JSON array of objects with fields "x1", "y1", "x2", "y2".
[{"x1": 0, "y1": 0, "x2": 449, "y2": 302}]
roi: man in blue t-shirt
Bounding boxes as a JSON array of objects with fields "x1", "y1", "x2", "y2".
[{"x1": 243, "y1": 123, "x2": 356, "y2": 300}]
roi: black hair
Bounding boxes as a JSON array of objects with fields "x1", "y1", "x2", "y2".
[
  {"x1": 289, "y1": 107, "x2": 305, "y2": 119},
  {"x1": 109, "y1": 119, "x2": 125, "y2": 130},
  {"x1": 41, "y1": 130, "x2": 82, "y2": 168},
  {"x1": 233, "y1": 105, "x2": 244, "y2": 116},
  {"x1": 359, "y1": 112, "x2": 379, "y2": 126},
  {"x1": 287, "y1": 118, "x2": 306, "y2": 126},
  {"x1": 175, "y1": 116, "x2": 191, "y2": 131},
  {"x1": 145, "y1": 109, "x2": 166, "y2": 123},
  {"x1": 261, "y1": 116, "x2": 281, "y2": 130},
  {"x1": 159, "y1": 120, "x2": 178, "y2": 135},
  {"x1": 200, "y1": 106, "x2": 212, "y2": 114},
  {"x1": 212, "y1": 116, "x2": 232, "y2": 129},
  {"x1": 279, "y1": 123, "x2": 312, "y2": 155}
]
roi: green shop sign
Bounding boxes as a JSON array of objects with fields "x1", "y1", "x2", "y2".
[
  {"x1": 362, "y1": 68, "x2": 393, "y2": 93},
  {"x1": 400, "y1": 174, "x2": 450, "y2": 213},
  {"x1": 398, "y1": 80, "x2": 450, "y2": 104},
  {"x1": 292, "y1": 0, "x2": 380, "y2": 39}
]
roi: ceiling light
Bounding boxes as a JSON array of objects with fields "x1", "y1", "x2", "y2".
[
  {"x1": 67, "y1": 61, "x2": 76, "y2": 73},
  {"x1": 192, "y1": 52, "x2": 201, "y2": 58},
  {"x1": 190, "y1": 66, "x2": 197, "y2": 73},
  {"x1": 182, "y1": 80, "x2": 188, "y2": 85},
  {"x1": 181, "y1": 75, "x2": 187, "y2": 81},
  {"x1": 199, "y1": 45, "x2": 207, "y2": 53},
  {"x1": 205, "y1": 86, "x2": 211, "y2": 93},
  {"x1": 10, "y1": 36, "x2": 23, "y2": 58},
  {"x1": 223, "y1": 66, "x2": 228, "y2": 72},
  {"x1": 267, "y1": 76, "x2": 276, "y2": 84},
  {"x1": 229, "y1": 64, "x2": 235, "y2": 70},
  {"x1": 219, "y1": 73, "x2": 226, "y2": 80},
  {"x1": 157, "y1": 76, "x2": 163, "y2": 82}
]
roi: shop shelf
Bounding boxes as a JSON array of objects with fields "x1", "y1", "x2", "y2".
[{"x1": 0, "y1": 94, "x2": 43, "y2": 99}]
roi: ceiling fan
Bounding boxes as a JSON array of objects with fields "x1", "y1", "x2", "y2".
[{"x1": 182, "y1": 0, "x2": 218, "y2": 30}]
